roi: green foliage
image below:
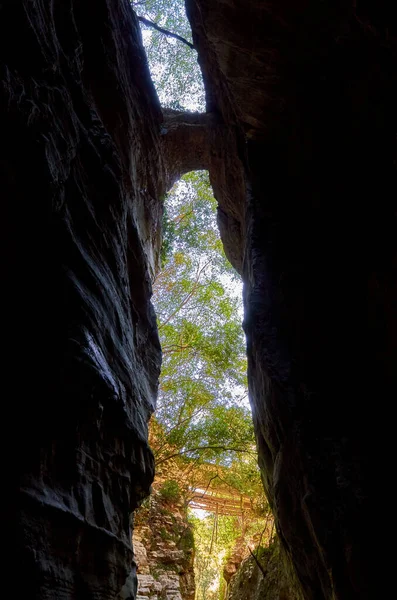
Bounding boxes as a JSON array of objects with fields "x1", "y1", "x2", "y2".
[
  {"x1": 160, "y1": 202, "x2": 175, "y2": 268},
  {"x1": 219, "y1": 453, "x2": 268, "y2": 501},
  {"x1": 152, "y1": 172, "x2": 251, "y2": 470},
  {"x1": 132, "y1": 0, "x2": 204, "y2": 110},
  {"x1": 159, "y1": 526, "x2": 172, "y2": 541},
  {"x1": 158, "y1": 479, "x2": 181, "y2": 503},
  {"x1": 190, "y1": 512, "x2": 241, "y2": 600}
]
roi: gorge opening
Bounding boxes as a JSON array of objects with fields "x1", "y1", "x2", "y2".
[{"x1": 133, "y1": 3, "x2": 286, "y2": 597}]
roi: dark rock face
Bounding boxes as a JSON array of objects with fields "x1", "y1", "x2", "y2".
[
  {"x1": 186, "y1": 1, "x2": 397, "y2": 599},
  {"x1": 2, "y1": 1, "x2": 163, "y2": 597}
]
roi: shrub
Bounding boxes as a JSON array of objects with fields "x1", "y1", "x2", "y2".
[{"x1": 159, "y1": 479, "x2": 181, "y2": 503}]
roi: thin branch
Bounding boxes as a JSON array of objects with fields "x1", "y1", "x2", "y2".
[
  {"x1": 166, "y1": 406, "x2": 208, "y2": 436},
  {"x1": 256, "y1": 515, "x2": 271, "y2": 551},
  {"x1": 172, "y1": 208, "x2": 194, "y2": 226},
  {"x1": 209, "y1": 504, "x2": 218, "y2": 554},
  {"x1": 137, "y1": 16, "x2": 195, "y2": 50},
  {"x1": 211, "y1": 472, "x2": 245, "y2": 496},
  {"x1": 153, "y1": 264, "x2": 176, "y2": 288},
  {"x1": 162, "y1": 343, "x2": 192, "y2": 355},
  {"x1": 180, "y1": 455, "x2": 203, "y2": 487},
  {"x1": 156, "y1": 445, "x2": 255, "y2": 465},
  {"x1": 158, "y1": 260, "x2": 211, "y2": 329},
  {"x1": 249, "y1": 548, "x2": 268, "y2": 579},
  {"x1": 180, "y1": 454, "x2": 202, "y2": 478},
  {"x1": 153, "y1": 407, "x2": 208, "y2": 458},
  {"x1": 190, "y1": 475, "x2": 218, "y2": 503}
]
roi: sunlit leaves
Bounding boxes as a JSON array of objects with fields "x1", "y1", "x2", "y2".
[
  {"x1": 152, "y1": 171, "x2": 250, "y2": 470},
  {"x1": 132, "y1": 0, "x2": 205, "y2": 110},
  {"x1": 191, "y1": 512, "x2": 240, "y2": 600}
]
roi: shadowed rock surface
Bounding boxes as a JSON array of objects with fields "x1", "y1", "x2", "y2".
[
  {"x1": 2, "y1": 1, "x2": 164, "y2": 597},
  {"x1": 186, "y1": 1, "x2": 397, "y2": 598}
]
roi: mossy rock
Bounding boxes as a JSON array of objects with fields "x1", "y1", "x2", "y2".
[
  {"x1": 226, "y1": 540, "x2": 303, "y2": 600},
  {"x1": 177, "y1": 526, "x2": 195, "y2": 554}
]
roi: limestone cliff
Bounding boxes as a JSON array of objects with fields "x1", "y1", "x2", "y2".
[{"x1": 133, "y1": 488, "x2": 195, "y2": 600}]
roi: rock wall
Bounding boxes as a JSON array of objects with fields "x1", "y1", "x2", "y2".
[
  {"x1": 226, "y1": 540, "x2": 302, "y2": 600},
  {"x1": 186, "y1": 1, "x2": 397, "y2": 599},
  {"x1": 222, "y1": 532, "x2": 251, "y2": 587},
  {"x1": 2, "y1": 1, "x2": 164, "y2": 597},
  {"x1": 133, "y1": 489, "x2": 195, "y2": 600}
]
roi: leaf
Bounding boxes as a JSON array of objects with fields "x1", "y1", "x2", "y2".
[{"x1": 133, "y1": 0, "x2": 205, "y2": 110}]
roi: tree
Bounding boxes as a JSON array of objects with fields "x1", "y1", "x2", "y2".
[
  {"x1": 190, "y1": 504, "x2": 275, "y2": 600},
  {"x1": 191, "y1": 513, "x2": 240, "y2": 600},
  {"x1": 152, "y1": 171, "x2": 251, "y2": 474},
  {"x1": 131, "y1": 0, "x2": 204, "y2": 110}
]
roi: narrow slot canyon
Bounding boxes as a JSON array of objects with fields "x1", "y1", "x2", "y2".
[
  {"x1": 137, "y1": 169, "x2": 277, "y2": 600},
  {"x1": 3, "y1": 1, "x2": 396, "y2": 600}
]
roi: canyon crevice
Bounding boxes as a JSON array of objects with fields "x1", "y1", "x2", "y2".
[{"x1": 3, "y1": 1, "x2": 396, "y2": 599}]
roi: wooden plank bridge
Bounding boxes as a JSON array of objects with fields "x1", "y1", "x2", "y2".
[
  {"x1": 189, "y1": 486, "x2": 253, "y2": 516},
  {"x1": 156, "y1": 462, "x2": 257, "y2": 517}
]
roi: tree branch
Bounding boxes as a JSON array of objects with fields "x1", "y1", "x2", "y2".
[
  {"x1": 211, "y1": 472, "x2": 246, "y2": 497},
  {"x1": 173, "y1": 208, "x2": 194, "y2": 225},
  {"x1": 138, "y1": 16, "x2": 195, "y2": 50},
  {"x1": 154, "y1": 406, "x2": 209, "y2": 457},
  {"x1": 156, "y1": 445, "x2": 255, "y2": 465},
  {"x1": 158, "y1": 260, "x2": 211, "y2": 329},
  {"x1": 249, "y1": 548, "x2": 268, "y2": 580},
  {"x1": 190, "y1": 475, "x2": 219, "y2": 502},
  {"x1": 162, "y1": 343, "x2": 192, "y2": 355}
]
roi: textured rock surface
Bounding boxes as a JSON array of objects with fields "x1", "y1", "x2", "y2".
[
  {"x1": 2, "y1": 0, "x2": 164, "y2": 597},
  {"x1": 134, "y1": 489, "x2": 195, "y2": 600},
  {"x1": 160, "y1": 109, "x2": 246, "y2": 272},
  {"x1": 226, "y1": 540, "x2": 302, "y2": 600},
  {"x1": 186, "y1": 1, "x2": 397, "y2": 599},
  {"x1": 223, "y1": 531, "x2": 250, "y2": 585}
]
